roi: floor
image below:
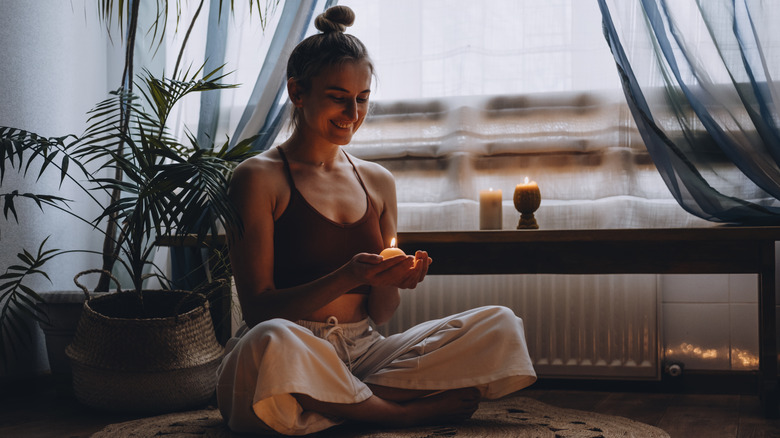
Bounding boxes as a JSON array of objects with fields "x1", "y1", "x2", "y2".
[{"x1": 3, "y1": 375, "x2": 780, "y2": 437}]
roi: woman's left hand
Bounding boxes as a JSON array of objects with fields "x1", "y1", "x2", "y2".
[
  {"x1": 396, "y1": 250, "x2": 432, "y2": 289},
  {"x1": 400, "y1": 251, "x2": 433, "y2": 289}
]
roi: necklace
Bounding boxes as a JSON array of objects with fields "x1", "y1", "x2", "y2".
[{"x1": 281, "y1": 145, "x2": 332, "y2": 167}]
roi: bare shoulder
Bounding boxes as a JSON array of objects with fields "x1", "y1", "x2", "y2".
[
  {"x1": 229, "y1": 148, "x2": 290, "y2": 212},
  {"x1": 231, "y1": 149, "x2": 286, "y2": 191},
  {"x1": 233, "y1": 149, "x2": 282, "y2": 179}
]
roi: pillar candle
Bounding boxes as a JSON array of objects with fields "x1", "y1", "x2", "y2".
[{"x1": 479, "y1": 188, "x2": 503, "y2": 230}]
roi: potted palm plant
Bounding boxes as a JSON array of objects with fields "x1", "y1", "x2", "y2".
[{"x1": 0, "y1": 0, "x2": 274, "y2": 411}]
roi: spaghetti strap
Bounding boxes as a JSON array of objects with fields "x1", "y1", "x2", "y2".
[
  {"x1": 342, "y1": 151, "x2": 372, "y2": 207},
  {"x1": 276, "y1": 146, "x2": 297, "y2": 190},
  {"x1": 277, "y1": 146, "x2": 371, "y2": 210}
]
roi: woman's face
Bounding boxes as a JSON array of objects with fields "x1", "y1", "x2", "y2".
[{"x1": 292, "y1": 60, "x2": 372, "y2": 146}]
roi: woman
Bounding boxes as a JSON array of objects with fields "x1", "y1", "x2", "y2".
[{"x1": 217, "y1": 6, "x2": 536, "y2": 435}]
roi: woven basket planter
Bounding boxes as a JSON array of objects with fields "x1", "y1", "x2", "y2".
[{"x1": 65, "y1": 273, "x2": 224, "y2": 413}]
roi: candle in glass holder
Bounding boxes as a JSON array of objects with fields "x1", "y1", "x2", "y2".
[
  {"x1": 380, "y1": 237, "x2": 406, "y2": 258},
  {"x1": 514, "y1": 177, "x2": 541, "y2": 229},
  {"x1": 479, "y1": 188, "x2": 503, "y2": 230}
]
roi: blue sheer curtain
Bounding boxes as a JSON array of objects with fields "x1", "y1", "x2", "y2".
[
  {"x1": 231, "y1": 0, "x2": 337, "y2": 152},
  {"x1": 196, "y1": 0, "x2": 231, "y2": 149},
  {"x1": 598, "y1": 0, "x2": 780, "y2": 224},
  {"x1": 194, "y1": 0, "x2": 333, "y2": 152}
]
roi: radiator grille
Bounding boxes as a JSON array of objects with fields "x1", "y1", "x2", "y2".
[{"x1": 379, "y1": 274, "x2": 660, "y2": 379}]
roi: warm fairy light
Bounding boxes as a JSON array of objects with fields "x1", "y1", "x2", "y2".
[
  {"x1": 733, "y1": 348, "x2": 760, "y2": 368},
  {"x1": 666, "y1": 342, "x2": 718, "y2": 359},
  {"x1": 665, "y1": 342, "x2": 758, "y2": 369}
]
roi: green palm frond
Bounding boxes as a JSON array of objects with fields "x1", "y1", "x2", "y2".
[
  {"x1": 99, "y1": 0, "x2": 168, "y2": 51},
  {"x1": 139, "y1": 66, "x2": 238, "y2": 137},
  {"x1": 71, "y1": 88, "x2": 161, "y2": 164},
  {"x1": 77, "y1": 66, "x2": 259, "y2": 291},
  {"x1": 1, "y1": 0, "x2": 275, "y2": 369},
  {"x1": 0, "y1": 128, "x2": 85, "y2": 186},
  {"x1": 1, "y1": 191, "x2": 72, "y2": 224},
  {"x1": 0, "y1": 63, "x2": 256, "y2": 297},
  {"x1": 0, "y1": 238, "x2": 59, "y2": 370},
  {"x1": 98, "y1": 1, "x2": 276, "y2": 59},
  {"x1": 0, "y1": 128, "x2": 108, "y2": 218}
]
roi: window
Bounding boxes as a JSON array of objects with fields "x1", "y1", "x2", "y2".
[{"x1": 285, "y1": 0, "x2": 705, "y2": 230}]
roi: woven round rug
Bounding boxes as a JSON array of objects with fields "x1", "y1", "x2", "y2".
[{"x1": 91, "y1": 396, "x2": 670, "y2": 438}]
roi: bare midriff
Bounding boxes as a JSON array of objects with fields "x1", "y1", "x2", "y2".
[{"x1": 304, "y1": 294, "x2": 368, "y2": 323}]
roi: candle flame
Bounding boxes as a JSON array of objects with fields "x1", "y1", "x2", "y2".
[
  {"x1": 524, "y1": 176, "x2": 529, "y2": 184},
  {"x1": 390, "y1": 237, "x2": 397, "y2": 248}
]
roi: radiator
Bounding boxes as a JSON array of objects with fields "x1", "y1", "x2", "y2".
[{"x1": 379, "y1": 274, "x2": 661, "y2": 379}]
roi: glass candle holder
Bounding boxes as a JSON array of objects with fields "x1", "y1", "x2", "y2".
[{"x1": 513, "y1": 178, "x2": 541, "y2": 229}]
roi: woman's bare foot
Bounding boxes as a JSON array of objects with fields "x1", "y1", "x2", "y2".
[
  {"x1": 396, "y1": 388, "x2": 480, "y2": 427},
  {"x1": 294, "y1": 387, "x2": 480, "y2": 428}
]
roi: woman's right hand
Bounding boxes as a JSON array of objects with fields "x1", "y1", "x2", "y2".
[{"x1": 347, "y1": 252, "x2": 421, "y2": 288}]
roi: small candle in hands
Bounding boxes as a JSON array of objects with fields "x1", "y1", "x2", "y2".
[{"x1": 380, "y1": 237, "x2": 406, "y2": 258}]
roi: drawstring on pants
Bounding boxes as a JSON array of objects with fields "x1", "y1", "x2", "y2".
[{"x1": 323, "y1": 316, "x2": 356, "y2": 372}]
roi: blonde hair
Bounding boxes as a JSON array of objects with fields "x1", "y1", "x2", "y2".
[{"x1": 286, "y1": 6, "x2": 375, "y2": 131}]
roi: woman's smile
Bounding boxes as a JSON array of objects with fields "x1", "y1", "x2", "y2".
[{"x1": 332, "y1": 120, "x2": 353, "y2": 130}]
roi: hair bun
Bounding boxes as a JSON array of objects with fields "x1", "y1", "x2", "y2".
[{"x1": 315, "y1": 5, "x2": 355, "y2": 33}]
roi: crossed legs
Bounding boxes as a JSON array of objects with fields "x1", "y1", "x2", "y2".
[{"x1": 294, "y1": 385, "x2": 480, "y2": 428}]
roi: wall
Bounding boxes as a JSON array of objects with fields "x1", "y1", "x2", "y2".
[{"x1": 0, "y1": 0, "x2": 122, "y2": 376}]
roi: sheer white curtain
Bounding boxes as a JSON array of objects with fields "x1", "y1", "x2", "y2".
[
  {"x1": 281, "y1": 0, "x2": 712, "y2": 231},
  {"x1": 347, "y1": 0, "x2": 619, "y2": 99}
]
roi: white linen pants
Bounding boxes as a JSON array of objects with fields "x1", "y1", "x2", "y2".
[{"x1": 216, "y1": 305, "x2": 537, "y2": 435}]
